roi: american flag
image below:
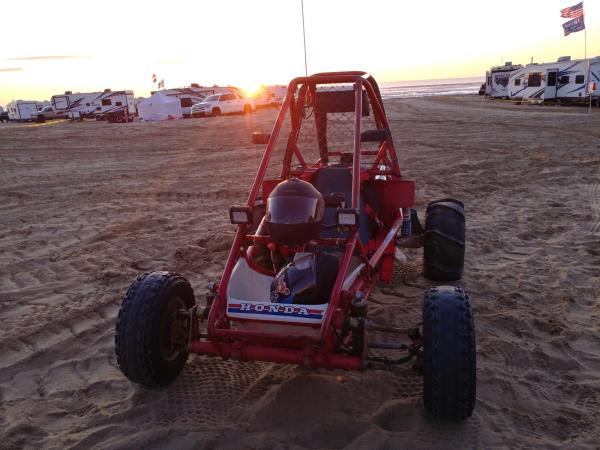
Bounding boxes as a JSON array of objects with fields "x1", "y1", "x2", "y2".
[{"x1": 560, "y1": 2, "x2": 583, "y2": 18}]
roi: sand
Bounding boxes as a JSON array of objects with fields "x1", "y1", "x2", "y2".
[{"x1": 1, "y1": 96, "x2": 599, "y2": 449}]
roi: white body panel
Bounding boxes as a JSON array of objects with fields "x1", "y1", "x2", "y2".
[
  {"x1": 220, "y1": 94, "x2": 238, "y2": 114},
  {"x1": 508, "y1": 59, "x2": 593, "y2": 101},
  {"x1": 226, "y1": 258, "x2": 327, "y2": 327}
]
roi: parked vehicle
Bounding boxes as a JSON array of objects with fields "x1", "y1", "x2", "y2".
[
  {"x1": 156, "y1": 85, "x2": 238, "y2": 118},
  {"x1": 49, "y1": 89, "x2": 136, "y2": 120},
  {"x1": 508, "y1": 56, "x2": 600, "y2": 102},
  {"x1": 115, "y1": 71, "x2": 476, "y2": 422},
  {"x1": 31, "y1": 105, "x2": 69, "y2": 122},
  {"x1": 191, "y1": 92, "x2": 255, "y2": 117},
  {"x1": 484, "y1": 62, "x2": 523, "y2": 98},
  {"x1": 0, "y1": 107, "x2": 9, "y2": 123},
  {"x1": 6, "y1": 100, "x2": 49, "y2": 122}
]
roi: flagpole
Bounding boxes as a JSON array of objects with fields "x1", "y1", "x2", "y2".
[
  {"x1": 301, "y1": 0, "x2": 308, "y2": 76},
  {"x1": 584, "y1": 1, "x2": 587, "y2": 59}
]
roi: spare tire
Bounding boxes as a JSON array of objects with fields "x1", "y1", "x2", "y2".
[
  {"x1": 423, "y1": 199, "x2": 465, "y2": 281},
  {"x1": 252, "y1": 132, "x2": 270, "y2": 145}
]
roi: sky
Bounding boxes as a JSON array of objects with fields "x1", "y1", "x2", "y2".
[{"x1": 1, "y1": 0, "x2": 599, "y2": 106}]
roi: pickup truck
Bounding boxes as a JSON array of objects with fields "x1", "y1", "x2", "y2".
[
  {"x1": 31, "y1": 106, "x2": 68, "y2": 123},
  {"x1": 191, "y1": 92, "x2": 255, "y2": 117}
]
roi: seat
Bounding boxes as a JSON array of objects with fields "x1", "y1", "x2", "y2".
[{"x1": 309, "y1": 167, "x2": 376, "y2": 243}]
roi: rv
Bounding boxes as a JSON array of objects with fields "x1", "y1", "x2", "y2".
[
  {"x1": 49, "y1": 90, "x2": 136, "y2": 119},
  {"x1": 5, "y1": 100, "x2": 49, "y2": 121},
  {"x1": 156, "y1": 85, "x2": 242, "y2": 118},
  {"x1": 508, "y1": 56, "x2": 600, "y2": 102},
  {"x1": 485, "y1": 62, "x2": 523, "y2": 98}
]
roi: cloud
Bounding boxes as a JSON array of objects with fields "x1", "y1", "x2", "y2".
[
  {"x1": 5, "y1": 55, "x2": 89, "y2": 61},
  {"x1": 0, "y1": 67, "x2": 23, "y2": 72}
]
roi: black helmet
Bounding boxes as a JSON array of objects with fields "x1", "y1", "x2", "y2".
[
  {"x1": 266, "y1": 177, "x2": 324, "y2": 246},
  {"x1": 270, "y1": 253, "x2": 339, "y2": 305}
]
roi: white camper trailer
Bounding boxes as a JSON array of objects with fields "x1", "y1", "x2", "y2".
[
  {"x1": 157, "y1": 85, "x2": 242, "y2": 118},
  {"x1": 6, "y1": 100, "x2": 49, "y2": 121},
  {"x1": 485, "y1": 62, "x2": 523, "y2": 98},
  {"x1": 50, "y1": 90, "x2": 136, "y2": 119},
  {"x1": 508, "y1": 56, "x2": 599, "y2": 102}
]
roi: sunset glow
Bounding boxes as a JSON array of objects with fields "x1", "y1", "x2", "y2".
[
  {"x1": 240, "y1": 84, "x2": 265, "y2": 99},
  {"x1": 1, "y1": 0, "x2": 599, "y2": 105}
]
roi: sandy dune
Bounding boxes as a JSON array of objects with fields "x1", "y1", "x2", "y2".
[{"x1": 1, "y1": 96, "x2": 599, "y2": 449}]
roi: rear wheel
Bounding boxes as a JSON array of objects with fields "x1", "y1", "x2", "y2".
[
  {"x1": 422, "y1": 286, "x2": 476, "y2": 421},
  {"x1": 115, "y1": 271, "x2": 195, "y2": 388},
  {"x1": 211, "y1": 108, "x2": 221, "y2": 117},
  {"x1": 243, "y1": 104, "x2": 251, "y2": 114},
  {"x1": 423, "y1": 199, "x2": 465, "y2": 281}
]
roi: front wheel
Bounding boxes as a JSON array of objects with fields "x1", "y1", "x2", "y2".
[
  {"x1": 115, "y1": 271, "x2": 196, "y2": 388},
  {"x1": 422, "y1": 286, "x2": 476, "y2": 421},
  {"x1": 210, "y1": 108, "x2": 221, "y2": 117}
]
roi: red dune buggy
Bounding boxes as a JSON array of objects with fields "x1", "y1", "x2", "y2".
[{"x1": 115, "y1": 71, "x2": 476, "y2": 421}]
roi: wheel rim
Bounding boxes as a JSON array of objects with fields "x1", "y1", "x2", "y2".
[{"x1": 159, "y1": 296, "x2": 186, "y2": 362}]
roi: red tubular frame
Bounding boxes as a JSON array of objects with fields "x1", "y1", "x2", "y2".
[
  {"x1": 197, "y1": 72, "x2": 411, "y2": 370},
  {"x1": 189, "y1": 340, "x2": 363, "y2": 370},
  {"x1": 352, "y1": 79, "x2": 363, "y2": 209}
]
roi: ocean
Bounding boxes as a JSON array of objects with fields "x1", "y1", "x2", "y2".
[{"x1": 379, "y1": 76, "x2": 484, "y2": 99}]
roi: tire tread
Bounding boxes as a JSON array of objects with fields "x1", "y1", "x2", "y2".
[
  {"x1": 423, "y1": 286, "x2": 476, "y2": 421},
  {"x1": 115, "y1": 271, "x2": 194, "y2": 388}
]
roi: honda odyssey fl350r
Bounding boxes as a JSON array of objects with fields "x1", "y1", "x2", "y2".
[{"x1": 115, "y1": 71, "x2": 475, "y2": 421}]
